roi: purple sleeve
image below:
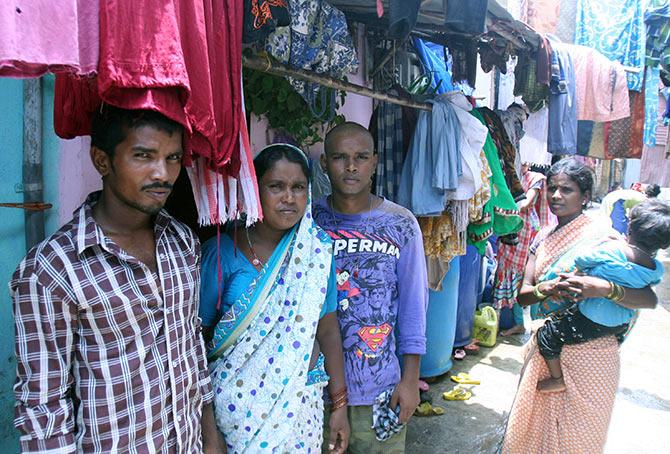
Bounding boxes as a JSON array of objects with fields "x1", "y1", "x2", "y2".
[{"x1": 396, "y1": 219, "x2": 428, "y2": 355}]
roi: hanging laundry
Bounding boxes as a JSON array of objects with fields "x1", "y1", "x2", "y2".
[
  {"x1": 397, "y1": 98, "x2": 461, "y2": 216},
  {"x1": 645, "y1": 1, "x2": 670, "y2": 69},
  {"x1": 576, "y1": 120, "x2": 595, "y2": 156},
  {"x1": 494, "y1": 169, "x2": 554, "y2": 310},
  {"x1": 443, "y1": 0, "x2": 488, "y2": 34},
  {"x1": 479, "y1": 41, "x2": 511, "y2": 75},
  {"x1": 644, "y1": 66, "x2": 662, "y2": 146},
  {"x1": 519, "y1": 106, "x2": 552, "y2": 165},
  {"x1": 449, "y1": 40, "x2": 478, "y2": 88},
  {"x1": 605, "y1": 89, "x2": 645, "y2": 159},
  {"x1": 467, "y1": 109, "x2": 523, "y2": 254},
  {"x1": 535, "y1": 37, "x2": 553, "y2": 87},
  {"x1": 477, "y1": 107, "x2": 525, "y2": 201},
  {"x1": 554, "y1": 0, "x2": 578, "y2": 43},
  {"x1": 371, "y1": 102, "x2": 404, "y2": 202},
  {"x1": 443, "y1": 93, "x2": 488, "y2": 201},
  {"x1": 497, "y1": 57, "x2": 518, "y2": 110},
  {"x1": 587, "y1": 122, "x2": 606, "y2": 159},
  {"x1": 388, "y1": 0, "x2": 421, "y2": 39},
  {"x1": 242, "y1": 0, "x2": 290, "y2": 44},
  {"x1": 496, "y1": 104, "x2": 529, "y2": 155},
  {"x1": 53, "y1": 0, "x2": 260, "y2": 225},
  {"x1": 640, "y1": 143, "x2": 670, "y2": 187},
  {"x1": 514, "y1": 52, "x2": 548, "y2": 112},
  {"x1": 0, "y1": 1, "x2": 99, "y2": 77},
  {"x1": 523, "y1": 0, "x2": 561, "y2": 34},
  {"x1": 566, "y1": 44, "x2": 630, "y2": 122},
  {"x1": 575, "y1": 0, "x2": 646, "y2": 91},
  {"x1": 266, "y1": 0, "x2": 358, "y2": 115},
  {"x1": 419, "y1": 203, "x2": 469, "y2": 291},
  {"x1": 469, "y1": 149, "x2": 493, "y2": 225},
  {"x1": 413, "y1": 38, "x2": 456, "y2": 94},
  {"x1": 547, "y1": 39, "x2": 577, "y2": 155}
]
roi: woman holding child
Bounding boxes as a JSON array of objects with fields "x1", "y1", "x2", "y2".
[{"x1": 502, "y1": 158, "x2": 664, "y2": 453}]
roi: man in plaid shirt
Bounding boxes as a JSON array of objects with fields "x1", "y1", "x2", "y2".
[{"x1": 11, "y1": 107, "x2": 225, "y2": 453}]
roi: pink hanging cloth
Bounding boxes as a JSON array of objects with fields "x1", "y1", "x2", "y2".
[
  {"x1": 0, "y1": 0, "x2": 99, "y2": 77},
  {"x1": 54, "y1": 0, "x2": 260, "y2": 225}
]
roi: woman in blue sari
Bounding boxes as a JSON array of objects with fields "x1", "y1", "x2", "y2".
[{"x1": 200, "y1": 144, "x2": 349, "y2": 453}]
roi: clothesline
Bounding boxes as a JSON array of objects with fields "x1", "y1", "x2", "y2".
[{"x1": 242, "y1": 54, "x2": 434, "y2": 111}]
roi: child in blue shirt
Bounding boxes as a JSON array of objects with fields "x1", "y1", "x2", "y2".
[{"x1": 537, "y1": 199, "x2": 670, "y2": 393}]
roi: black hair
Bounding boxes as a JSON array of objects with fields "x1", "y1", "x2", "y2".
[
  {"x1": 324, "y1": 121, "x2": 376, "y2": 155},
  {"x1": 253, "y1": 144, "x2": 310, "y2": 182},
  {"x1": 628, "y1": 199, "x2": 670, "y2": 252},
  {"x1": 546, "y1": 158, "x2": 594, "y2": 197},
  {"x1": 645, "y1": 184, "x2": 661, "y2": 198},
  {"x1": 91, "y1": 105, "x2": 183, "y2": 157}
]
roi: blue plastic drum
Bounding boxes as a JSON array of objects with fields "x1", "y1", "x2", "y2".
[
  {"x1": 420, "y1": 257, "x2": 460, "y2": 378},
  {"x1": 454, "y1": 246, "x2": 482, "y2": 348}
]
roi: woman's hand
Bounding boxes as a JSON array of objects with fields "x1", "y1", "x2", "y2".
[
  {"x1": 558, "y1": 273, "x2": 658, "y2": 309},
  {"x1": 537, "y1": 277, "x2": 573, "y2": 299},
  {"x1": 556, "y1": 273, "x2": 610, "y2": 300},
  {"x1": 327, "y1": 406, "x2": 349, "y2": 454}
]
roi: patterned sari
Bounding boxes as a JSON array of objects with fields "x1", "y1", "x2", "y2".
[
  {"x1": 502, "y1": 214, "x2": 622, "y2": 453},
  {"x1": 208, "y1": 160, "x2": 334, "y2": 453}
]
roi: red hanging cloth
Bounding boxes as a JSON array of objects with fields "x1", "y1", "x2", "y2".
[{"x1": 55, "y1": 0, "x2": 243, "y2": 176}]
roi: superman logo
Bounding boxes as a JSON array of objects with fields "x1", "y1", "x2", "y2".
[{"x1": 357, "y1": 323, "x2": 392, "y2": 352}]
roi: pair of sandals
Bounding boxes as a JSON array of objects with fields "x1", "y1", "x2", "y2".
[{"x1": 442, "y1": 373, "x2": 481, "y2": 401}]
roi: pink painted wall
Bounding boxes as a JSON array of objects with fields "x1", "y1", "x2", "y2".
[{"x1": 58, "y1": 137, "x2": 101, "y2": 223}]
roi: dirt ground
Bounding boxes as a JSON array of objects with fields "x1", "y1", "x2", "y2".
[{"x1": 406, "y1": 248, "x2": 670, "y2": 454}]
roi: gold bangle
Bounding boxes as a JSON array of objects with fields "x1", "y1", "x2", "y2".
[
  {"x1": 612, "y1": 283, "x2": 625, "y2": 304},
  {"x1": 331, "y1": 396, "x2": 348, "y2": 411},
  {"x1": 534, "y1": 284, "x2": 548, "y2": 301}
]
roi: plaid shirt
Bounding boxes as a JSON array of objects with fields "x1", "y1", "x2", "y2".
[{"x1": 11, "y1": 193, "x2": 213, "y2": 453}]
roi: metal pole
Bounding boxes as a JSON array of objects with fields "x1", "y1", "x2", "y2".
[{"x1": 23, "y1": 78, "x2": 45, "y2": 250}]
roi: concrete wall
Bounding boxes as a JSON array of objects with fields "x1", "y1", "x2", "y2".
[
  {"x1": 0, "y1": 78, "x2": 25, "y2": 452},
  {"x1": 0, "y1": 76, "x2": 97, "y2": 452}
]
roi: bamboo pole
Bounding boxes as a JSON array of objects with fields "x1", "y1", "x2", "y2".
[{"x1": 242, "y1": 54, "x2": 433, "y2": 111}]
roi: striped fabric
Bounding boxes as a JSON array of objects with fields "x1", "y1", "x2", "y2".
[{"x1": 11, "y1": 192, "x2": 213, "y2": 453}]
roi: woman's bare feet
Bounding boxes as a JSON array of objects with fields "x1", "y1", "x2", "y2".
[
  {"x1": 537, "y1": 376, "x2": 566, "y2": 393},
  {"x1": 501, "y1": 325, "x2": 525, "y2": 336}
]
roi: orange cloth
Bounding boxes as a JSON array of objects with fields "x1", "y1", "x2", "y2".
[{"x1": 502, "y1": 336, "x2": 620, "y2": 453}]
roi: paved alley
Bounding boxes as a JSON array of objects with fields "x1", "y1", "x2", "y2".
[{"x1": 406, "y1": 248, "x2": 670, "y2": 454}]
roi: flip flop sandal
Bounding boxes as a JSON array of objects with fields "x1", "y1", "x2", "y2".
[
  {"x1": 453, "y1": 348, "x2": 466, "y2": 360},
  {"x1": 414, "y1": 402, "x2": 446, "y2": 416},
  {"x1": 450, "y1": 372, "x2": 481, "y2": 385},
  {"x1": 463, "y1": 342, "x2": 480, "y2": 354},
  {"x1": 442, "y1": 386, "x2": 472, "y2": 401}
]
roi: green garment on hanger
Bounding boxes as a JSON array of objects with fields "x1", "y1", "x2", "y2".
[{"x1": 468, "y1": 109, "x2": 523, "y2": 253}]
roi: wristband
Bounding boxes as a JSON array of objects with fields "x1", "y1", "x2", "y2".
[{"x1": 533, "y1": 284, "x2": 548, "y2": 301}]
